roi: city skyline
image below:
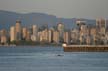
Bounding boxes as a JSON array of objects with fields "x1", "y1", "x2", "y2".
[
  {"x1": 0, "y1": 0, "x2": 108, "y2": 19},
  {"x1": 0, "y1": 18, "x2": 108, "y2": 46}
]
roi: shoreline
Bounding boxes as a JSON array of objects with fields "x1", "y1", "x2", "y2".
[{"x1": 0, "y1": 45, "x2": 62, "y2": 47}]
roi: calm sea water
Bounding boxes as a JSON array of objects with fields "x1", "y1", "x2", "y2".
[{"x1": 0, "y1": 46, "x2": 108, "y2": 71}]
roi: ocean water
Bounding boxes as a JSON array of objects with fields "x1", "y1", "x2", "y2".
[{"x1": 0, "y1": 46, "x2": 108, "y2": 71}]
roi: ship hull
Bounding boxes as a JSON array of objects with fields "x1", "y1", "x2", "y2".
[{"x1": 63, "y1": 45, "x2": 108, "y2": 52}]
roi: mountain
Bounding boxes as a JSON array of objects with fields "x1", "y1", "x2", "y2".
[{"x1": 0, "y1": 10, "x2": 96, "y2": 30}]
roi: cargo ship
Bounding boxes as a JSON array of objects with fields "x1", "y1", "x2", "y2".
[{"x1": 62, "y1": 44, "x2": 108, "y2": 52}]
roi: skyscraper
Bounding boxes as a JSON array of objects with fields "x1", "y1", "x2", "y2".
[
  {"x1": 32, "y1": 25, "x2": 38, "y2": 35},
  {"x1": 22, "y1": 27, "x2": 27, "y2": 40},
  {"x1": 41, "y1": 29, "x2": 49, "y2": 42},
  {"x1": 63, "y1": 32, "x2": 71, "y2": 44},
  {"x1": 53, "y1": 31, "x2": 60, "y2": 43},
  {"x1": 57, "y1": 23, "x2": 65, "y2": 42},
  {"x1": 0, "y1": 29, "x2": 7, "y2": 44},
  {"x1": 71, "y1": 29, "x2": 79, "y2": 44},
  {"x1": 76, "y1": 20, "x2": 86, "y2": 31},
  {"x1": 0, "y1": 36, "x2": 7, "y2": 44},
  {"x1": 0, "y1": 29, "x2": 7, "y2": 36},
  {"x1": 32, "y1": 25, "x2": 38, "y2": 41},
  {"x1": 15, "y1": 20, "x2": 22, "y2": 40},
  {"x1": 96, "y1": 18, "x2": 106, "y2": 35},
  {"x1": 10, "y1": 26, "x2": 16, "y2": 42},
  {"x1": 26, "y1": 30, "x2": 31, "y2": 41},
  {"x1": 48, "y1": 29, "x2": 53, "y2": 43},
  {"x1": 57, "y1": 23, "x2": 64, "y2": 30}
]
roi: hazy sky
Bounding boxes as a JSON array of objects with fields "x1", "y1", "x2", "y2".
[{"x1": 0, "y1": 0, "x2": 108, "y2": 19}]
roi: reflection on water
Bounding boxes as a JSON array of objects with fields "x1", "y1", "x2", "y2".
[{"x1": 0, "y1": 46, "x2": 108, "y2": 71}]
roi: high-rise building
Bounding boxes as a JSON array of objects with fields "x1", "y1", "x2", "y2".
[
  {"x1": 16, "y1": 20, "x2": 21, "y2": 32},
  {"x1": 1, "y1": 36, "x2": 7, "y2": 44},
  {"x1": 57, "y1": 23, "x2": 64, "y2": 32},
  {"x1": 80, "y1": 24, "x2": 88, "y2": 35},
  {"x1": 71, "y1": 29, "x2": 79, "y2": 44},
  {"x1": 57, "y1": 23, "x2": 65, "y2": 42},
  {"x1": 0, "y1": 29, "x2": 7, "y2": 36},
  {"x1": 63, "y1": 32, "x2": 71, "y2": 44},
  {"x1": 96, "y1": 18, "x2": 106, "y2": 28},
  {"x1": 38, "y1": 31, "x2": 44, "y2": 42},
  {"x1": 76, "y1": 20, "x2": 86, "y2": 31},
  {"x1": 32, "y1": 25, "x2": 38, "y2": 41},
  {"x1": 26, "y1": 30, "x2": 31, "y2": 41},
  {"x1": 90, "y1": 27, "x2": 97, "y2": 36},
  {"x1": 10, "y1": 26, "x2": 16, "y2": 42},
  {"x1": 0, "y1": 31, "x2": 1, "y2": 41},
  {"x1": 86, "y1": 36, "x2": 91, "y2": 45},
  {"x1": 48, "y1": 29, "x2": 53, "y2": 43},
  {"x1": 96, "y1": 18, "x2": 106, "y2": 34},
  {"x1": 53, "y1": 31, "x2": 59, "y2": 43},
  {"x1": 0, "y1": 29, "x2": 7, "y2": 44},
  {"x1": 40, "y1": 29, "x2": 49, "y2": 42},
  {"x1": 90, "y1": 27, "x2": 97, "y2": 44},
  {"x1": 38, "y1": 31, "x2": 41, "y2": 42},
  {"x1": 32, "y1": 25, "x2": 38, "y2": 35},
  {"x1": 31, "y1": 35, "x2": 37, "y2": 42},
  {"x1": 22, "y1": 27, "x2": 27, "y2": 40},
  {"x1": 15, "y1": 20, "x2": 22, "y2": 40}
]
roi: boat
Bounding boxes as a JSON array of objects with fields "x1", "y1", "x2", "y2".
[{"x1": 62, "y1": 44, "x2": 108, "y2": 52}]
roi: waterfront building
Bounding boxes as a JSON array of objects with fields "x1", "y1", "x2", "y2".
[
  {"x1": 31, "y1": 35, "x2": 37, "y2": 42},
  {"x1": 57, "y1": 23, "x2": 65, "y2": 42},
  {"x1": 90, "y1": 27, "x2": 97, "y2": 36},
  {"x1": 43, "y1": 29, "x2": 49, "y2": 42},
  {"x1": 0, "y1": 29, "x2": 7, "y2": 36},
  {"x1": 32, "y1": 25, "x2": 38, "y2": 35},
  {"x1": 76, "y1": 20, "x2": 86, "y2": 30},
  {"x1": 26, "y1": 30, "x2": 31, "y2": 41},
  {"x1": 86, "y1": 35, "x2": 91, "y2": 45},
  {"x1": 0, "y1": 31, "x2": 1, "y2": 41},
  {"x1": 10, "y1": 26, "x2": 16, "y2": 42},
  {"x1": 79, "y1": 35, "x2": 83, "y2": 45},
  {"x1": 71, "y1": 29, "x2": 79, "y2": 44},
  {"x1": 63, "y1": 32, "x2": 71, "y2": 44},
  {"x1": 22, "y1": 27, "x2": 27, "y2": 40},
  {"x1": 32, "y1": 25, "x2": 38, "y2": 41},
  {"x1": 0, "y1": 29, "x2": 7, "y2": 44},
  {"x1": 0, "y1": 36, "x2": 7, "y2": 44},
  {"x1": 53, "y1": 31, "x2": 60, "y2": 43},
  {"x1": 15, "y1": 20, "x2": 22, "y2": 40},
  {"x1": 90, "y1": 27, "x2": 97, "y2": 44},
  {"x1": 57, "y1": 23, "x2": 64, "y2": 32},
  {"x1": 80, "y1": 24, "x2": 88, "y2": 35},
  {"x1": 105, "y1": 32, "x2": 108, "y2": 44},
  {"x1": 38, "y1": 32, "x2": 41, "y2": 42},
  {"x1": 48, "y1": 29, "x2": 53, "y2": 43},
  {"x1": 96, "y1": 18, "x2": 106, "y2": 35},
  {"x1": 38, "y1": 29, "x2": 49, "y2": 42}
]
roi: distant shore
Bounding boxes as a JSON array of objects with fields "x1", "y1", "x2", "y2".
[{"x1": 0, "y1": 44, "x2": 62, "y2": 47}]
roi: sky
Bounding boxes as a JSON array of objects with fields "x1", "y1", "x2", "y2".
[{"x1": 0, "y1": 0, "x2": 108, "y2": 19}]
